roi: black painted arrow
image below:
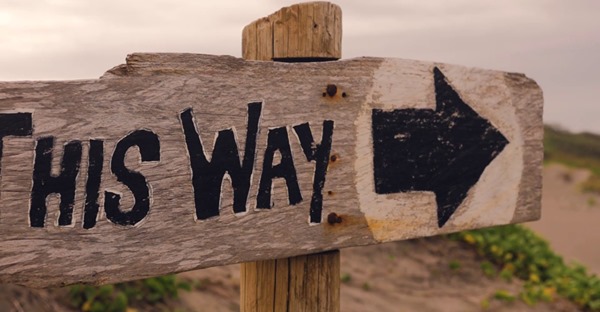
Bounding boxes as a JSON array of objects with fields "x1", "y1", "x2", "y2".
[{"x1": 372, "y1": 67, "x2": 509, "y2": 228}]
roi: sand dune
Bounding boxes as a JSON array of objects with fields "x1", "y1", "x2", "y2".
[{"x1": 528, "y1": 163, "x2": 600, "y2": 275}]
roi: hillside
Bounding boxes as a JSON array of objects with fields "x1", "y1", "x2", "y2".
[
  {"x1": 545, "y1": 125, "x2": 600, "y2": 169},
  {"x1": 544, "y1": 125, "x2": 600, "y2": 193}
]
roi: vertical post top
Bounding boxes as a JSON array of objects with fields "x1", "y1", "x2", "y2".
[{"x1": 242, "y1": 2, "x2": 342, "y2": 61}]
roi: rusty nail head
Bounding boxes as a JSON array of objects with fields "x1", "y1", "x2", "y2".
[
  {"x1": 327, "y1": 212, "x2": 342, "y2": 225},
  {"x1": 326, "y1": 84, "x2": 337, "y2": 97}
]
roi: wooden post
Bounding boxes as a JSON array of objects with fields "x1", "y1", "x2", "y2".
[{"x1": 240, "y1": 2, "x2": 342, "y2": 311}]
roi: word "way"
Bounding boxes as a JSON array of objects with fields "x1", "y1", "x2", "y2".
[{"x1": 0, "y1": 102, "x2": 333, "y2": 229}]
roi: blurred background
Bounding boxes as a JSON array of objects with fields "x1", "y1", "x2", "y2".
[
  {"x1": 1, "y1": 1, "x2": 599, "y2": 311},
  {"x1": 2, "y1": 0, "x2": 599, "y2": 133}
]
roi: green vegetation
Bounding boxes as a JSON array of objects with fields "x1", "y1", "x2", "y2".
[
  {"x1": 68, "y1": 275, "x2": 191, "y2": 312},
  {"x1": 480, "y1": 261, "x2": 496, "y2": 278},
  {"x1": 190, "y1": 277, "x2": 211, "y2": 291},
  {"x1": 341, "y1": 273, "x2": 352, "y2": 284},
  {"x1": 493, "y1": 290, "x2": 517, "y2": 303},
  {"x1": 480, "y1": 298, "x2": 491, "y2": 309},
  {"x1": 451, "y1": 225, "x2": 600, "y2": 310},
  {"x1": 448, "y1": 260, "x2": 462, "y2": 271},
  {"x1": 362, "y1": 282, "x2": 371, "y2": 291},
  {"x1": 545, "y1": 125, "x2": 600, "y2": 193}
]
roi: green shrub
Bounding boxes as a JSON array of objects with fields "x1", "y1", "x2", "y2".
[
  {"x1": 450, "y1": 225, "x2": 600, "y2": 310},
  {"x1": 448, "y1": 260, "x2": 461, "y2": 271},
  {"x1": 493, "y1": 290, "x2": 516, "y2": 302},
  {"x1": 480, "y1": 261, "x2": 496, "y2": 278},
  {"x1": 68, "y1": 275, "x2": 191, "y2": 312},
  {"x1": 341, "y1": 273, "x2": 352, "y2": 284},
  {"x1": 362, "y1": 282, "x2": 371, "y2": 291}
]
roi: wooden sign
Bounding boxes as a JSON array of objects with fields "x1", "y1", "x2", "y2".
[{"x1": 0, "y1": 53, "x2": 543, "y2": 287}]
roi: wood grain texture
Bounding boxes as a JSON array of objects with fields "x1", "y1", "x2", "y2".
[
  {"x1": 240, "y1": 251, "x2": 339, "y2": 312},
  {"x1": 0, "y1": 53, "x2": 542, "y2": 287},
  {"x1": 240, "y1": 4, "x2": 341, "y2": 311},
  {"x1": 288, "y1": 250, "x2": 340, "y2": 312},
  {"x1": 242, "y1": 2, "x2": 342, "y2": 61}
]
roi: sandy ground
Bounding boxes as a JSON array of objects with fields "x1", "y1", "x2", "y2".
[
  {"x1": 176, "y1": 237, "x2": 577, "y2": 312},
  {"x1": 528, "y1": 163, "x2": 600, "y2": 275},
  {"x1": 0, "y1": 164, "x2": 592, "y2": 311}
]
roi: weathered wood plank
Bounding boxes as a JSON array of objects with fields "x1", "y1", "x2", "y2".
[
  {"x1": 0, "y1": 53, "x2": 542, "y2": 287},
  {"x1": 242, "y1": 2, "x2": 342, "y2": 61}
]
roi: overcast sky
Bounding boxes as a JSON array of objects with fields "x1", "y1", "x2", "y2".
[{"x1": 1, "y1": 0, "x2": 598, "y2": 133}]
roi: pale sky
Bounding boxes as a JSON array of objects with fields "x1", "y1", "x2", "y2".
[{"x1": 1, "y1": 0, "x2": 598, "y2": 133}]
